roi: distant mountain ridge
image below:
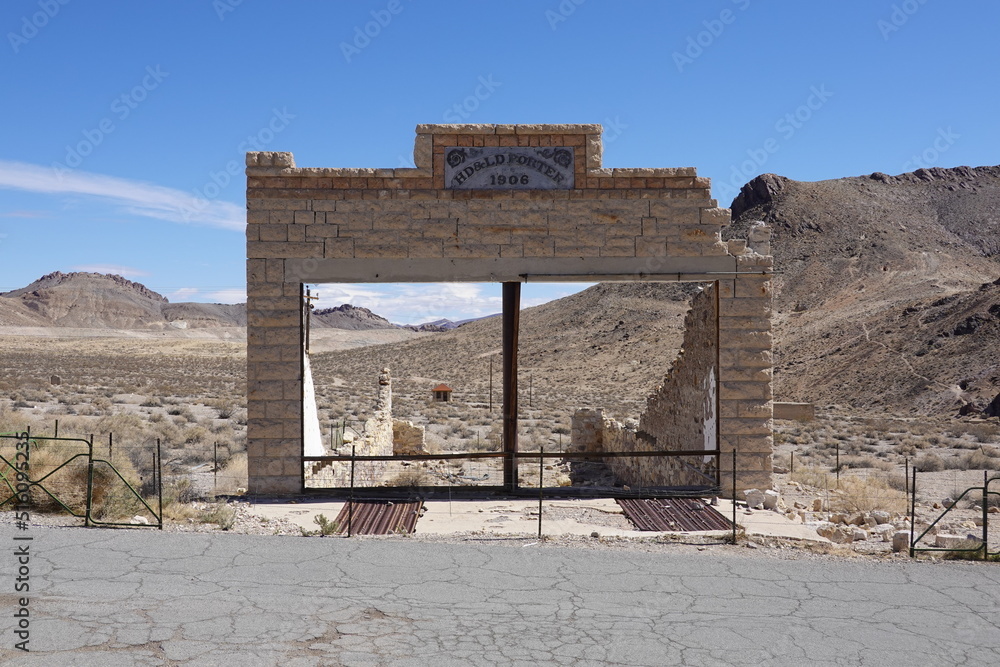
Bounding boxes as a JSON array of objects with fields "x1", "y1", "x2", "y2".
[
  {"x1": 0, "y1": 271, "x2": 245, "y2": 329},
  {"x1": 0, "y1": 272, "x2": 471, "y2": 333}
]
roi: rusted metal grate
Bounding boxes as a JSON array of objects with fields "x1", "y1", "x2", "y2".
[
  {"x1": 334, "y1": 499, "x2": 423, "y2": 535},
  {"x1": 617, "y1": 497, "x2": 733, "y2": 532}
]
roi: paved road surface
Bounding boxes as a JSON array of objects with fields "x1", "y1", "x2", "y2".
[{"x1": 1, "y1": 526, "x2": 998, "y2": 666}]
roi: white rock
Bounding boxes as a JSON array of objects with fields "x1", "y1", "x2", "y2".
[
  {"x1": 130, "y1": 515, "x2": 149, "y2": 525},
  {"x1": 763, "y1": 490, "x2": 780, "y2": 511},
  {"x1": 744, "y1": 489, "x2": 766, "y2": 509},
  {"x1": 935, "y1": 533, "x2": 978, "y2": 549},
  {"x1": 871, "y1": 510, "x2": 891, "y2": 525},
  {"x1": 816, "y1": 523, "x2": 854, "y2": 544}
]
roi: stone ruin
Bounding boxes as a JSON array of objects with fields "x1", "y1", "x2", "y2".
[
  {"x1": 306, "y1": 368, "x2": 426, "y2": 487},
  {"x1": 246, "y1": 123, "x2": 775, "y2": 495},
  {"x1": 571, "y1": 283, "x2": 720, "y2": 488}
]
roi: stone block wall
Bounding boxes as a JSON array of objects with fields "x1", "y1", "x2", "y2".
[
  {"x1": 570, "y1": 286, "x2": 720, "y2": 490},
  {"x1": 246, "y1": 123, "x2": 772, "y2": 494},
  {"x1": 392, "y1": 421, "x2": 426, "y2": 455},
  {"x1": 640, "y1": 284, "x2": 718, "y2": 454}
]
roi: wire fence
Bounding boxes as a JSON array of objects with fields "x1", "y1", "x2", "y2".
[
  {"x1": 0, "y1": 428, "x2": 248, "y2": 528},
  {"x1": 304, "y1": 448, "x2": 724, "y2": 498}
]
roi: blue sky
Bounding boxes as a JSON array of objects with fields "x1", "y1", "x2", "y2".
[{"x1": 1, "y1": 1, "x2": 997, "y2": 324}]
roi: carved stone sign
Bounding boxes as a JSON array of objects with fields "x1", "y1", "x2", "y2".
[{"x1": 444, "y1": 146, "x2": 574, "y2": 189}]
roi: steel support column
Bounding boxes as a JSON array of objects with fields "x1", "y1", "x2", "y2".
[{"x1": 502, "y1": 282, "x2": 520, "y2": 492}]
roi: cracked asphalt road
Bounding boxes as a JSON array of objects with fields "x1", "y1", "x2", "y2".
[{"x1": 1, "y1": 526, "x2": 998, "y2": 666}]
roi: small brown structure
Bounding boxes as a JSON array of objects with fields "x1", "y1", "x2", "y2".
[{"x1": 431, "y1": 384, "x2": 453, "y2": 402}]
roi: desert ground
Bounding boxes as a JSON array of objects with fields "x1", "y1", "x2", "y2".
[{"x1": 1, "y1": 314, "x2": 996, "y2": 559}]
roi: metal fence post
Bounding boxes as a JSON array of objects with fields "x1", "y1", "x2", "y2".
[
  {"x1": 909, "y1": 465, "x2": 917, "y2": 558},
  {"x1": 984, "y1": 470, "x2": 989, "y2": 560},
  {"x1": 157, "y1": 439, "x2": 163, "y2": 530},
  {"x1": 732, "y1": 449, "x2": 737, "y2": 545},
  {"x1": 538, "y1": 447, "x2": 544, "y2": 539},
  {"x1": 348, "y1": 445, "x2": 356, "y2": 538},
  {"x1": 84, "y1": 434, "x2": 94, "y2": 528}
]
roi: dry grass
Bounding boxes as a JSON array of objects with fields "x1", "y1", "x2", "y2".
[
  {"x1": 830, "y1": 475, "x2": 908, "y2": 515},
  {"x1": 214, "y1": 452, "x2": 247, "y2": 495},
  {"x1": 0, "y1": 436, "x2": 147, "y2": 521}
]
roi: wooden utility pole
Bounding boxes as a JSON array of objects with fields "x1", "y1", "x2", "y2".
[{"x1": 303, "y1": 287, "x2": 319, "y2": 353}]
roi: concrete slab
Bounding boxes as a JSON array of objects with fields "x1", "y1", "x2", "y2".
[
  {"x1": 249, "y1": 499, "x2": 346, "y2": 531},
  {"x1": 246, "y1": 497, "x2": 829, "y2": 542},
  {"x1": 717, "y1": 499, "x2": 831, "y2": 543}
]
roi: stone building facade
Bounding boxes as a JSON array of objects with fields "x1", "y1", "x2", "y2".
[{"x1": 245, "y1": 123, "x2": 773, "y2": 495}]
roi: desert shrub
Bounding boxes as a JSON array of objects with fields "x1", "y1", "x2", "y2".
[
  {"x1": 209, "y1": 398, "x2": 239, "y2": 420},
  {"x1": 885, "y1": 473, "x2": 908, "y2": 492},
  {"x1": 182, "y1": 425, "x2": 210, "y2": 445},
  {"x1": 962, "y1": 423, "x2": 1000, "y2": 444},
  {"x1": 789, "y1": 465, "x2": 832, "y2": 489},
  {"x1": 140, "y1": 397, "x2": 162, "y2": 408},
  {"x1": 955, "y1": 447, "x2": 1000, "y2": 471},
  {"x1": 91, "y1": 460, "x2": 150, "y2": 521},
  {"x1": 914, "y1": 452, "x2": 945, "y2": 472},
  {"x1": 159, "y1": 477, "x2": 198, "y2": 512},
  {"x1": 214, "y1": 452, "x2": 247, "y2": 495},
  {"x1": 0, "y1": 437, "x2": 144, "y2": 519},
  {"x1": 306, "y1": 513, "x2": 340, "y2": 536},
  {"x1": 941, "y1": 539, "x2": 998, "y2": 562},
  {"x1": 388, "y1": 468, "x2": 428, "y2": 487},
  {"x1": 199, "y1": 502, "x2": 236, "y2": 530},
  {"x1": 837, "y1": 455, "x2": 875, "y2": 470},
  {"x1": 831, "y1": 474, "x2": 907, "y2": 514},
  {"x1": 94, "y1": 413, "x2": 146, "y2": 445}
]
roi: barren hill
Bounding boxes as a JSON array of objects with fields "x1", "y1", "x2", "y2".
[
  {"x1": 312, "y1": 304, "x2": 396, "y2": 331},
  {"x1": 310, "y1": 282, "x2": 696, "y2": 419},
  {"x1": 0, "y1": 272, "x2": 244, "y2": 330},
  {"x1": 730, "y1": 166, "x2": 1000, "y2": 415}
]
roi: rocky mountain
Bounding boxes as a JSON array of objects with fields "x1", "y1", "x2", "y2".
[
  {"x1": 311, "y1": 304, "x2": 397, "y2": 331},
  {"x1": 0, "y1": 272, "x2": 244, "y2": 329},
  {"x1": 729, "y1": 166, "x2": 1000, "y2": 415}
]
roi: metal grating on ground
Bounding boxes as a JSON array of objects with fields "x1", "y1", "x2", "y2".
[
  {"x1": 334, "y1": 499, "x2": 423, "y2": 535},
  {"x1": 617, "y1": 498, "x2": 733, "y2": 532}
]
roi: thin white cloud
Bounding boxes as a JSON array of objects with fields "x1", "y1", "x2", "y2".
[
  {"x1": 71, "y1": 264, "x2": 149, "y2": 278},
  {"x1": 311, "y1": 283, "x2": 503, "y2": 325},
  {"x1": 0, "y1": 160, "x2": 244, "y2": 231},
  {"x1": 206, "y1": 288, "x2": 246, "y2": 304},
  {"x1": 167, "y1": 287, "x2": 200, "y2": 301}
]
